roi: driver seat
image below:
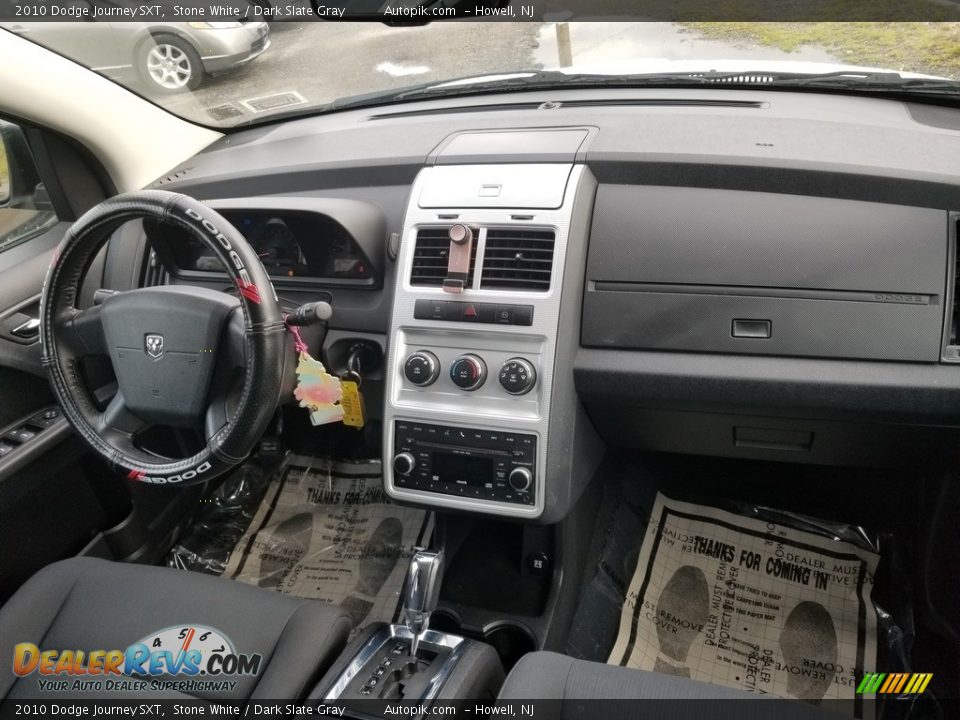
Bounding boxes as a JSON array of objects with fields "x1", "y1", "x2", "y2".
[{"x1": 0, "y1": 557, "x2": 352, "y2": 700}]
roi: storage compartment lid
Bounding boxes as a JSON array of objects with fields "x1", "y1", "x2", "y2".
[{"x1": 588, "y1": 185, "x2": 946, "y2": 293}]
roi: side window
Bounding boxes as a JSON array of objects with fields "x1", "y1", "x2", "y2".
[{"x1": 0, "y1": 120, "x2": 58, "y2": 254}]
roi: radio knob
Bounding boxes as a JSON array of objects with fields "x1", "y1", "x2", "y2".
[
  {"x1": 508, "y1": 467, "x2": 533, "y2": 493},
  {"x1": 499, "y1": 358, "x2": 537, "y2": 395},
  {"x1": 393, "y1": 452, "x2": 416, "y2": 477},
  {"x1": 450, "y1": 354, "x2": 486, "y2": 391},
  {"x1": 404, "y1": 351, "x2": 440, "y2": 386}
]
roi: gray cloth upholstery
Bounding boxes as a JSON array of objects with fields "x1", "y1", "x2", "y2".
[
  {"x1": 499, "y1": 652, "x2": 831, "y2": 719},
  {"x1": 0, "y1": 557, "x2": 351, "y2": 700},
  {"x1": 500, "y1": 651, "x2": 751, "y2": 700}
]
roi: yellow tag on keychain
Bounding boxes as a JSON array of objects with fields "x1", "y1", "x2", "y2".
[{"x1": 340, "y1": 378, "x2": 366, "y2": 428}]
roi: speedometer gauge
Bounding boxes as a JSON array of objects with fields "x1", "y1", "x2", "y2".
[{"x1": 252, "y1": 217, "x2": 307, "y2": 276}]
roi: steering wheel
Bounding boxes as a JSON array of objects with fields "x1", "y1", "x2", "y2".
[{"x1": 41, "y1": 190, "x2": 286, "y2": 485}]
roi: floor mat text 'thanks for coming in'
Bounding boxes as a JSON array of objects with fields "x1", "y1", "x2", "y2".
[
  {"x1": 223, "y1": 455, "x2": 432, "y2": 632},
  {"x1": 609, "y1": 492, "x2": 879, "y2": 713}
]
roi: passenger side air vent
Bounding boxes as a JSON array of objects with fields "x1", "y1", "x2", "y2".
[
  {"x1": 480, "y1": 229, "x2": 555, "y2": 291},
  {"x1": 410, "y1": 227, "x2": 477, "y2": 287}
]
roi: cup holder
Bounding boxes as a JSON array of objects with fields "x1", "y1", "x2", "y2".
[
  {"x1": 430, "y1": 610, "x2": 462, "y2": 635},
  {"x1": 482, "y1": 622, "x2": 537, "y2": 672},
  {"x1": 429, "y1": 611, "x2": 536, "y2": 672}
]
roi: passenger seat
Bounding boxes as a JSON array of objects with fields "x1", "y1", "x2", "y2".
[{"x1": 499, "y1": 651, "x2": 831, "y2": 718}]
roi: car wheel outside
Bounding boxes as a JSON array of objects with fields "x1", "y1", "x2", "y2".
[{"x1": 138, "y1": 34, "x2": 204, "y2": 94}]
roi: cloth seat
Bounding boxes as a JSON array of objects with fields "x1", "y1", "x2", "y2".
[
  {"x1": 0, "y1": 557, "x2": 351, "y2": 700},
  {"x1": 498, "y1": 651, "x2": 831, "y2": 719}
]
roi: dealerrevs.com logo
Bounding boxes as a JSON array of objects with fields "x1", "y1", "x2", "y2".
[{"x1": 12, "y1": 625, "x2": 262, "y2": 693}]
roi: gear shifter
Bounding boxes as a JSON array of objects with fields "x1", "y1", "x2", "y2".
[{"x1": 402, "y1": 549, "x2": 444, "y2": 658}]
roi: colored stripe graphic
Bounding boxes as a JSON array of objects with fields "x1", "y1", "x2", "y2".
[
  {"x1": 879, "y1": 674, "x2": 897, "y2": 693},
  {"x1": 857, "y1": 672, "x2": 932, "y2": 695}
]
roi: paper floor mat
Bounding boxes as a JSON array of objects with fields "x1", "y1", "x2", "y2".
[
  {"x1": 223, "y1": 454, "x2": 432, "y2": 632},
  {"x1": 609, "y1": 492, "x2": 879, "y2": 709}
]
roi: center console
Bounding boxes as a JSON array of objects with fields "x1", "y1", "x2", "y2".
[
  {"x1": 383, "y1": 158, "x2": 595, "y2": 520},
  {"x1": 314, "y1": 551, "x2": 505, "y2": 710}
]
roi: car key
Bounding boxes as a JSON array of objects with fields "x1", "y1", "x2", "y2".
[{"x1": 340, "y1": 351, "x2": 366, "y2": 429}]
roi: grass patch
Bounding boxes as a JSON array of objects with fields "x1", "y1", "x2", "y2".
[{"x1": 682, "y1": 22, "x2": 960, "y2": 78}]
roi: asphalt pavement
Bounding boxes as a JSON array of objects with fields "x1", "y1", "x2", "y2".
[
  {"x1": 160, "y1": 22, "x2": 843, "y2": 125},
  {"x1": 162, "y1": 22, "x2": 543, "y2": 123}
]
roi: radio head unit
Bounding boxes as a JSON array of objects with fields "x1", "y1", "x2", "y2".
[{"x1": 392, "y1": 421, "x2": 536, "y2": 506}]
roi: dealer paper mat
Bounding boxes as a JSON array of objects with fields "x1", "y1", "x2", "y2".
[
  {"x1": 223, "y1": 455, "x2": 432, "y2": 632},
  {"x1": 609, "y1": 492, "x2": 879, "y2": 708}
]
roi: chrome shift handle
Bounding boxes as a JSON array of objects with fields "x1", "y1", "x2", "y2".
[{"x1": 403, "y1": 549, "x2": 444, "y2": 657}]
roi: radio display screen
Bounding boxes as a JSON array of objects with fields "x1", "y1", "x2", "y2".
[{"x1": 431, "y1": 452, "x2": 493, "y2": 486}]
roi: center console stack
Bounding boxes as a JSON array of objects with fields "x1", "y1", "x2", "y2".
[{"x1": 382, "y1": 128, "x2": 604, "y2": 523}]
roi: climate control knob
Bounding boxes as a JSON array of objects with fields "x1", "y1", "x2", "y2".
[
  {"x1": 508, "y1": 467, "x2": 533, "y2": 493},
  {"x1": 404, "y1": 351, "x2": 440, "y2": 386},
  {"x1": 450, "y1": 354, "x2": 486, "y2": 391},
  {"x1": 499, "y1": 358, "x2": 537, "y2": 395},
  {"x1": 393, "y1": 452, "x2": 416, "y2": 477}
]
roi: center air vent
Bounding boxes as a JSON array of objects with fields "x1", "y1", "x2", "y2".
[
  {"x1": 410, "y1": 227, "x2": 477, "y2": 287},
  {"x1": 480, "y1": 229, "x2": 555, "y2": 291}
]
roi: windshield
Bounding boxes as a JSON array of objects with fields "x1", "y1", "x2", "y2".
[{"x1": 7, "y1": 19, "x2": 960, "y2": 128}]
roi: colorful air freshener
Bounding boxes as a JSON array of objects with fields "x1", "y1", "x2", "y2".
[{"x1": 287, "y1": 321, "x2": 344, "y2": 426}]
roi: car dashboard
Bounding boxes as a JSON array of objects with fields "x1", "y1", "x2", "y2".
[{"x1": 113, "y1": 86, "x2": 960, "y2": 523}]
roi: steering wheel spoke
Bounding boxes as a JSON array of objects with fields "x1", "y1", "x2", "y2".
[
  {"x1": 57, "y1": 305, "x2": 107, "y2": 358},
  {"x1": 96, "y1": 393, "x2": 149, "y2": 440},
  {"x1": 204, "y1": 383, "x2": 243, "y2": 443}
]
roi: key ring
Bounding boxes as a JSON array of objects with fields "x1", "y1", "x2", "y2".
[
  {"x1": 347, "y1": 349, "x2": 362, "y2": 377},
  {"x1": 342, "y1": 369, "x2": 361, "y2": 387}
]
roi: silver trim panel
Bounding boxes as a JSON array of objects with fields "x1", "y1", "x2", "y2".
[
  {"x1": 384, "y1": 163, "x2": 584, "y2": 518},
  {"x1": 323, "y1": 625, "x2": 466, "y2": 702},
  {"x1": 418, "y1": 164, "x2": 573, "y2": 209}
]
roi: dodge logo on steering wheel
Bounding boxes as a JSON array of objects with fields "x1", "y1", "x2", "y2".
[{"x1": 144, "y1": 334, "x2": 164, "y2": 360}]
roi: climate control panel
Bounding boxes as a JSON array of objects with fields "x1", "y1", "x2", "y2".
[
  {"x1": 392, "y1": 420, "x2": 536, "y2": 506},
  {"x1": 402, "y1": 350, "x2": 537, "y2": 395}
]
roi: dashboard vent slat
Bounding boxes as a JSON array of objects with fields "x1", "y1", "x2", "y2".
[
  {"x1": 480, "y1": 229, "x2": 555, "y2": 292},
  {"x1": 410, "y1": 228, "x2": 477, "y2": 287},
  {"x1": 141, "y1": 247, "x2": 167, "y2": 288}
]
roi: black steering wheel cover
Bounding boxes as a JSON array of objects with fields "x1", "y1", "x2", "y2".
[{"x1": 41, "y1": 190, "x2": 284, "y2": 484}]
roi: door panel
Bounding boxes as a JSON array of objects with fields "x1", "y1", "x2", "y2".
[{"x1": 0, "y1": 119, "x2": 112, "y2": 597}]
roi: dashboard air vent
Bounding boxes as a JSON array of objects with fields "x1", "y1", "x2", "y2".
[
  {"x1": 410, "y1": 227, "x2": 476, "y2": 287},
  {"x1": 480, "y1": 229, "x2": 555, "y2": 291},
  {"x1": 153, "y1": 167, "x2": 192, "y2": 187},
  {"x1": 141, "y1": 247, "x2": 167, "y2": 287}
]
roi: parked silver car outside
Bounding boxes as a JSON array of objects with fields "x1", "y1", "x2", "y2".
[{"x1": 3, "y1": 20, "x2": 270, "y2": 94}]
